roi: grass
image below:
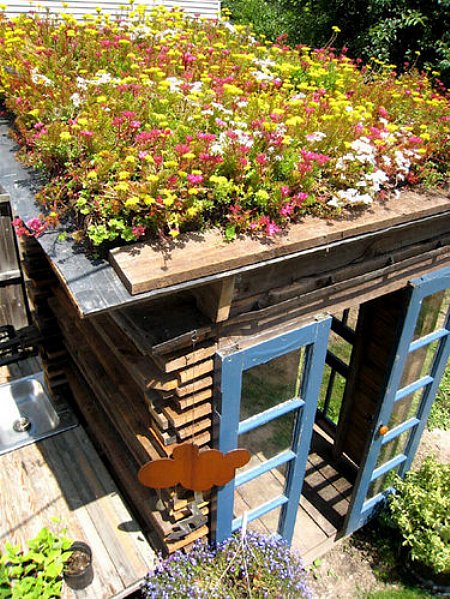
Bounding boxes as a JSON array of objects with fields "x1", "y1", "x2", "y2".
[
  {"x1": 352, "y1": 520, "x2": 435, "y2": 599},
  {"x1": 427, "y1": 365, "x2": 450, "y2": 430},
  {"x1": 364, "y1": 590, "x2": 433, "y2": 598}
]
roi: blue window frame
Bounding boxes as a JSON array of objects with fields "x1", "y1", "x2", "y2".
[
  {"x1": 344, "y1": 266, "x2": 450, "y2": 535},
  {"x1": 214, "y1": 316, "x2": 331, "y2": 545}
]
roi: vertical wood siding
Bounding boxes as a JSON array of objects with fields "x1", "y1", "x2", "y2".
[{"x1": 3, "y1": 1, "x2": 220, "y2": 19}]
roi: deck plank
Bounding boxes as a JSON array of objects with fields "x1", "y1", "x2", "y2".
[{"x1": 0, "y1": 427, "x2": 155, "y2": 599}]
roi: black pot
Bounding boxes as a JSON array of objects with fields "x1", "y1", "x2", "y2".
[
  {"x1": 63, "y1": 541, "x2": 94, "y2": 590},
  {"x1": 403, "y1": 550, "x2": 450, "y2": 596}
]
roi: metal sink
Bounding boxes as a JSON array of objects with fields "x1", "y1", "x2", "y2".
[{"x1": 0, "y1": 372, "x2": 77, "y2": 456}]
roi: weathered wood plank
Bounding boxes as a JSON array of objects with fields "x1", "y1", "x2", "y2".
[
  {"x1": 109, "y1": 191, "x2": 450, "y2": 295},
  {"x1": 0, "y1": 427, "x2": 156, "y2": 599},
  {"x1": 109, "y1": 295, "x2": 213, "y2": 356},
  {"x1": 219, "y1": 246, "x2": 450, "y2": 344},
  {"x1": 152, "y1": 340, "x2": 217, "y2": 374},
  {"x1": 65, "y1": 365, "x2": 208, "y2": 552}
]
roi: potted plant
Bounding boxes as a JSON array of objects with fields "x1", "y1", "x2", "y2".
[
  {"x1": 386, "y1": 457, "x2": 450, "y2": 593},
  {"x1": 63, "y1": 541, "x2": 94, "y2": 590},
  {"x1": 141, "y1": 530, "x2": 312, "y2": 598}
]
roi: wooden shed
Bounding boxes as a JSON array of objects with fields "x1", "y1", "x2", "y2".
[{"x1": 1, "y1": 109, "x2": 449, "y2": 562}]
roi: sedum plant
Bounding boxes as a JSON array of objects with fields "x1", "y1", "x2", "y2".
[
  {"x1": 387, "y1": 457, "x2": 450, "y2": 575},
  {"x1": 0, "y1": 4, "x2": 449, "y2": 248},
  {"x1": 141, "y1": 530, "x2": 311, "y2": 598}
]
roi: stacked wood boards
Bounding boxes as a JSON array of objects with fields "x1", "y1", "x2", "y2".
[{"x1": 32, "y1": 263, "x2": 217, "y2": 553}]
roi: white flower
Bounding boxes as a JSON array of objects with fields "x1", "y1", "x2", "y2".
[
  {"x1": 336, "y1": 188, "x2": 373, "y2": 205},
  {"x1": 328, "y1": 197, "x2": 341, "y2": 208},
  {"x1": 166, "y1": 77, "x2": 183, "y2": 93},
  {"x1": 70, "y1": 93, "x2": 82, "y2": 107},
  {"x1": 92, "y1": 72, "x2": 113, "y2": 85},
  {"x1": 155, "y1": 28, "x2": 180, "y2": 40},
  {"x1": 365, "y1": 169, "x2": 389, "y2": 190},
  {"x1": 251, "y1": 70, "x2": 274, "y2": 82},
  {"x1": 190, "y1": 81, "x2": 203, "y2": 93},
  {"x1": 31, "y1": 69, "x2": 53, "y2": 86},
  {"x1": 221, "y1": 21, "x2": 236, "y2": 34},
  {"x1": 252, "y1": 57, "x2": 276, "y2": 69},
  {"x1": 306, "y1": 131, "x2": 327, "y2": 142},
  {"x1": 77, "y1": 76, "x2": 88, "y2": 91}
]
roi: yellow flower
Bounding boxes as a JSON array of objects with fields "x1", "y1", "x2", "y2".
[
  {"x1": 146, "y1": 174, "x2": 159, "y2": 182},
  {"x1": 59, "y1": 132, "x2": 72, "y2": 141},
  {"x1": 114, "y1": 182, "x2": 129, "y2": 192},
  {"x1": 125, "y1": 196, "x2": 140, "y2": 209}
]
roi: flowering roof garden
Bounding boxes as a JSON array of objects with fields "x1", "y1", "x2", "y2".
[{"x1": 0, "y1": 3, "x2": 448, "y2": 251}]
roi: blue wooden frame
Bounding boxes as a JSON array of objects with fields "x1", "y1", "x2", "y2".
[
  {"x1": 214, "y1": 316, "x2": 331, "y2": 545},
  {"x1": 344, "y1": 266, "x2": 450, "y2": 535}
]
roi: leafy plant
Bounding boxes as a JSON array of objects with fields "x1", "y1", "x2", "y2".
[
  {"x1": 386, "y1": 457, "x2": 450, "y2": 575},
  {"x1": 0, "y1": 527, "x2": 73, "y2": 599},
  {"x1": 141, "y1": 531, "x2": 311, "y2": 598}
]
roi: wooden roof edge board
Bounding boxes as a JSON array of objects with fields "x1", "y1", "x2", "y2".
[{"x1": 109, "y1": 190, "x2": 450, "y2": 295}]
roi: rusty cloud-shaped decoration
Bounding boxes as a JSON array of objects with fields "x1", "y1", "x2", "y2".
[{"x1": 138, "y1": 443, "x2": 251, "y2": 491}]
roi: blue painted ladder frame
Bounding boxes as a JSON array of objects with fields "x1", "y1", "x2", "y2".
[
  {"x1": 214, "y1": 316, "x2": 331, "y2": 545},
  {"x1": 344, "y1": 266, "x2": 450, "y2": 535}
]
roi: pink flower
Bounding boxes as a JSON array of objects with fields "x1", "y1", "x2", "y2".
[
  {"x1": 187, "y1": 174, "x2": 204, "y2": 185},
  {"x1": 266, "y1": 221, "x2": 281, "y2": 236},
  {"x1": 281, "y1": 185, "x2": 290, "y2": 197},
  {"x1": 295, "y1": 192, "x2": 308, "y2": 204},
  {"x1": 132, "y1": 225, "x2": 146, "y2": 238},
  {"x1": 197, "y1": 132, "x2": 216, "y2": 142},
  {"x1": 130, "y1": 120, "x2": 141, "y2": 129},
  {"x1": 256, "y1": 153, "x2": 268, "y2": 166},
  {"x1": 26, "y1": 217, "x2": 43, "y2": 231},
  {"x1": 408, "y1": 136, "x2": 423, "y2": 144},
  {"x1": 138, "y1": 151, "x2": 148, "y2": 160},
  {"x1": 174, "y1": 143, "x2": 191, "y2": 155},
  {"x1": 80, "y1": 130, "x2": 93, "y2": 137},
  {"x1": 280, "y1": 203, "x2": 293, "y2": 216},
  {"x1": 378, "y1": 106, "x2": 389, "y2": 119}
]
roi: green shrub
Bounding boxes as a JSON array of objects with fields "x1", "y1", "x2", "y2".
[{"x1": 387, "y1": 457, "x2": 450, "y2": 574}]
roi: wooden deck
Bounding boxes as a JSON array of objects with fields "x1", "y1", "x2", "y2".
[
  {"x1": 235, "y1": 429, "x2": 354, "y2": 566},
  {"x1": 0, "y1": 359, "x2": 156, "y2": 599}
]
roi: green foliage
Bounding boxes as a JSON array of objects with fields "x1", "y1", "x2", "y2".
[
  {"x1": 225, "y1": 0, "x2": 450, "y2": 85},
  {"x1": 0, "y1": 527, "x2": 73, "y2": 599},
  {"x1": 386, "y1": 457, "x2": 450, "y2": 575},
  {"x1": 427, "y1": 366, "x2": 450, "y2": 430}
]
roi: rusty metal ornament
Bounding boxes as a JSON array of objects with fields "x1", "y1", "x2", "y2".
[{"x1": 138, "y1": 443, "x2": 251, "y2": 492}]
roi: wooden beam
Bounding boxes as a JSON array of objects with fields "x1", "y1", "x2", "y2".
[{"x1": 192, "y1": 276, "x2": 235, "y2": 323}]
